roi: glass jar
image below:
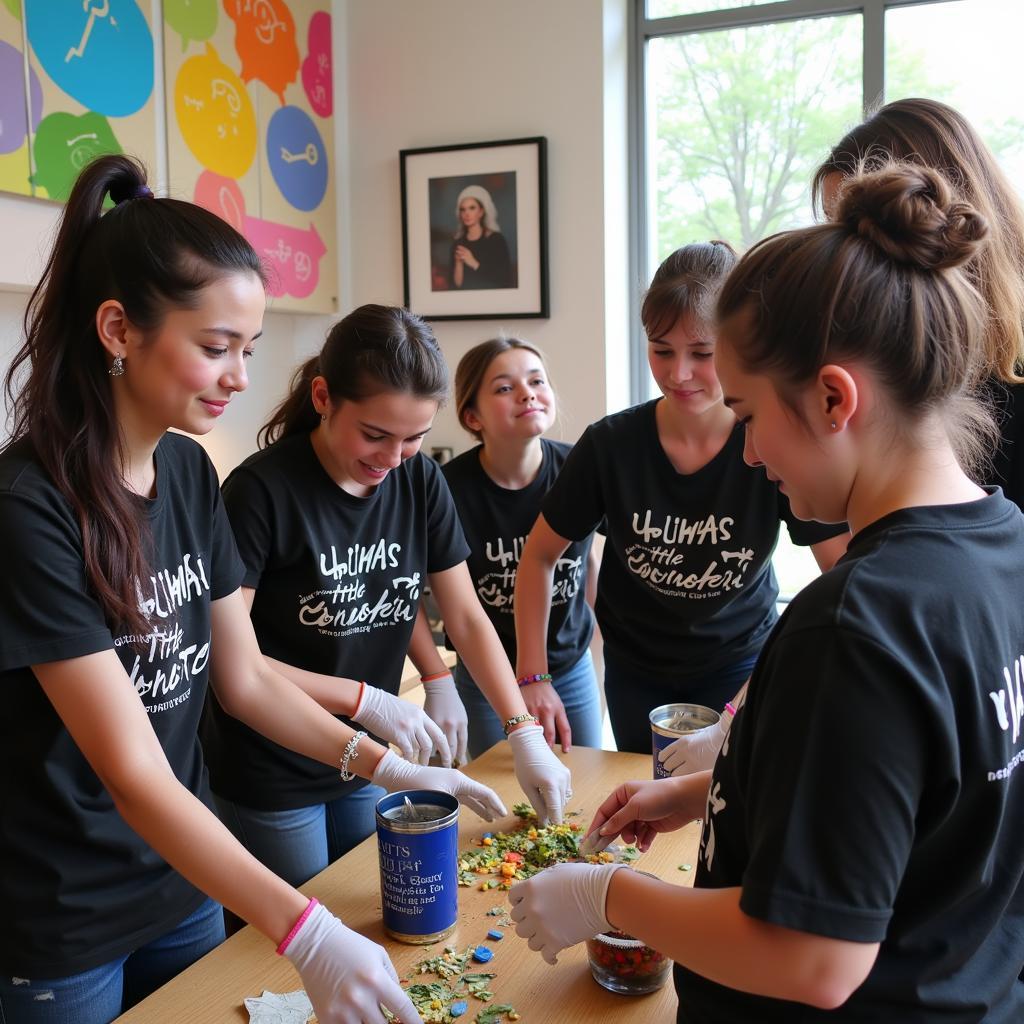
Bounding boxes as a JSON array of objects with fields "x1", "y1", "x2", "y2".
[{"x1": 585, "y1": 930, "x2": 671, "y2": 995}]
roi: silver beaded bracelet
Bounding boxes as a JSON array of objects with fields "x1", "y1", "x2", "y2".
[{"x1": 340, "y1": 730, "x2": 367, "y2": 781}]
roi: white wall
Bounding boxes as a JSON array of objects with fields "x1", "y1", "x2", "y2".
[
  {"x1": 342, "y1": 0, "x2": 630, "y2": 454},
  {"x1": 0, "y1": 0, "x2": 629, "y2": 476}
]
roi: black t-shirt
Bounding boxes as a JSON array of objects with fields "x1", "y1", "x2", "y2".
[
  {"x1": 441, "y1": 439, "x2": 594, "y2": 675},
  {"x1": 541, "y1": 400, "x2": 844, "y2": 678},
  {"x1": 676, "y1": 492, "x2": 1024, "y2": 1023},
  {"x1": 988, "y1": 379, "x2": 1023, "y2": 511},
  {"x1": 0, "y1": 434, "x2": 244, "y2": 976},
  {"x1": 203, "y1": 434, "x2": 469, "y2": 811}
]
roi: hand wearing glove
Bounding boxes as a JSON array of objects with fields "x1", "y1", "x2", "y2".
[
  {"x1": 421, "y1": 673, "x2": 469, "y2": 767},
  {"x1": 506, "y1": 723, "x2": 572, "y2": 825},
  {"x1": 371, "y1": 749, "x2": 506, "y2": 821},
  {"x1": 658, "y1": 713, "x2": 729, "y2": 776},
  {"x1": 508, "y1": 862, "x2": 625, "y2": 965},
  {"x1": 352, "y1": 683, "x2": 452, "y2": 767},
  {"x1": 280, "y1": 899, "x2": 423, "y2": 1024}
]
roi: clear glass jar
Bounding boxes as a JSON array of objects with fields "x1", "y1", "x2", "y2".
[{"x1": 585, "y1": 930, "x2": 671, "y2": 995}]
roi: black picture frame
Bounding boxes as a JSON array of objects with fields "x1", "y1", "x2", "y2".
[{"x1": 400, "y1": 137, "x2": 549, "y2": 320}]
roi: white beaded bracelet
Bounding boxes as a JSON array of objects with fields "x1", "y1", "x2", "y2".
[{"x1": 340, "y1": 730, "x2": 367, "y2": 781}]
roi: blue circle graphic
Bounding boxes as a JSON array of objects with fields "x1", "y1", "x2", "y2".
[{"x1": 266, "y1": 106, "x2": 328, "y2": 212}]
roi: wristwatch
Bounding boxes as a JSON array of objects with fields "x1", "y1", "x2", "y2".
[{"x1": 503, "y1": 713, "x2": 540, "y2": 736}]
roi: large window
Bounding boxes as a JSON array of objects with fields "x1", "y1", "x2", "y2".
[{"x1": 633, "y1": 0, "x2": 1024, "y2": 595}]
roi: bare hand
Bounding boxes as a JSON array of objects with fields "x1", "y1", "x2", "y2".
[
  {"x1": 521, "y1": 680, "x2": 571, "y2": 752},
  {"x1": 454, "y1": 245, "x2": 480, "y2": 271},
  {"x1": 585, "y1": 778, "x2": 698, "y2": 853}
]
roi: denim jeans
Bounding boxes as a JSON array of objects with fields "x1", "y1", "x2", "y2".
[
  {"x1": 213, "y1": 783, "x2": 387, "y2": 888},
  {"x1": 454, "y1": 647, "x2": 603, "y2": 759},
  {"x1": 0, "y1": 897, "x2": 224, "y2": 1024},
  {"x1": 603, "y1": 647, "x2": 759, "y2": 754}
]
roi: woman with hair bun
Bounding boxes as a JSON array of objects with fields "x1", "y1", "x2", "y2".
[
  {"x1": 0, "y1": 155, "x2": 503, "y2": 1024},
  {"x1": 508, "y1": 164, "x2": 1024, "y2": 1023},
  {"x1": 451, "y1": 184, "x2": 515, "y2": 289},
  {"x1": 814, "y1": 96, "x2": 1024, "y2": 509}
]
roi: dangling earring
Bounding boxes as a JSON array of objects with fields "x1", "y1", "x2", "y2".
[
  {"x1": 109, "y1": 354, "x2": 125, "y2": 378},
  {"x1": 320, "y1": 414, "x2": 327, "y2": 423}
]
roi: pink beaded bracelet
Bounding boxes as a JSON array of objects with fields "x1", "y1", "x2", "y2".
[
  {"x1": 517, "y1": 672, "x2": 552, "y2": 687},
  {"x1": 724, "y1": 701, "x2": 737, "y2": 718}
]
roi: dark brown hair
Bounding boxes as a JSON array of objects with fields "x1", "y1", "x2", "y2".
[
  {"x1": 641, "y1": 241, "x2": 738, "y2": 340},
  {"x1": 813, "y1": 97, "x2": 1024, "y2": 383},
  {"x1": 719, "y1": 163, "x2": 995, "y2": 475},
  {"x1": 3, "y1": 154, "x2": 265, "y2": 637},
  {"x1": 455, "y1": 336, "x2": 549, "y2": 442},
  {"x1": 260, "y1": 304, "x2": 449, "y2": 446}
]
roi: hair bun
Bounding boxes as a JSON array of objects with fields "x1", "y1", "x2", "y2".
[{"x1": 837, "y1": 162, "x2": 988, "y2": 271}]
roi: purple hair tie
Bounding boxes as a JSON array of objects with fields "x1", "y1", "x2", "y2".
[{"x1": 116, "y1": 184, "x2": 154, "y2": 204}]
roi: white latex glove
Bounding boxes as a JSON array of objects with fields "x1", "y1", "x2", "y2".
[
  {"x1": 422, "y1": 673, "x2": 469, "y2": 767},
  {"x1": 506, "y1": 723, "x2": 572, "y2": 826},
  {"x1": 508, "y1": 862, "x2": 625, "y2": 965},
  {"x1": 658, "y1": 715, "x2": 729, "y2": 776},
  {"x1": 352, "y1": 684, "x2": 452, "y2": 767},
  {"x1": 371, "y1": 749, "x2": 507, "y2": 821},
  {"x1": 281, "y1": 900, "x2": 423, "y2": 1024}
]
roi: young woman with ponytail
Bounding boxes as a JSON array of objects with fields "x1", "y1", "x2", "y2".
[
  {"x1": 0, "y1": 154, "x2": 501, "y2": 1024},
  {"x1": 201, "y1": 305, "x2": 572, "y2": 889},
  {"x1": 508, "y1": 164, "x2": 1024, "y2": 1023}
]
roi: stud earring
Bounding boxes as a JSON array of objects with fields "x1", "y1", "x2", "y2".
[
  {"x1": 320, "y1": 414, "x2": 327, "y2": 423},
  {"x1": 830, "y1": 421, "x2": 837, "y2": 431},
  {"x1": 109, "y1": 354, "x2": 125, "y2": 378}
]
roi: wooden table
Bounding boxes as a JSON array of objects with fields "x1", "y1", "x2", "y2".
[{"x1": 116, "y1": 744, "x2": 698, "y2": 1023}]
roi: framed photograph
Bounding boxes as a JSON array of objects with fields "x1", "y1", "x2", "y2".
[{"x1": 400, "y1": 137, "x2": 549, "y2": 320}]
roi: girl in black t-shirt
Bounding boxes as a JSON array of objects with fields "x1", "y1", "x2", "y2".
[
  {"x1": 508, "y1": 167, "x2": 1024, "y2": 1023},
  {"x1": 515, "y1": 243, "x2": 847, "y2": 756},
  {"x1": 0, "y1": 156, "x2": 504, "y2": 1024},
  {"x1": 442, "y1": 337, "x2": 601, "y2": 755},
  {"x1": 202, "y1": 307, "x2": 573, "y2": 891}
]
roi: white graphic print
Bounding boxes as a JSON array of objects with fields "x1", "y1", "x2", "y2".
[
  {"x1": 298, "y1": 540, "x2": 420, "y2": 638},
  {"x1": 987, "y1": 653, "x2": 1024, "y2": 782},
  {"x1": 475, "y1": 534, "x2": 582, "y2": 614},
  {"x1": 118, "y1": 553, "x2": 212, "y2": 715},
  {"x1": 625, "y1": 509, "x2": 753, "y2": 600},
  {"x1": 701, "y1": 781, "x2": 728, "y2": 872}
]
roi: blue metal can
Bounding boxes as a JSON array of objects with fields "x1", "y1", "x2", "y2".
[
  {"x1": 650, "y1": 703, "x2": 721, "y2": 779},
  {"x1": 375, "y1": 789, "x2": 459, "y2": 944}
]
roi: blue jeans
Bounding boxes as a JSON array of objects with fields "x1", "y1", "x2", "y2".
[
  {"x1": 213, "y1": 783, "x2": 387, "y2": 888},
  {"x1": 603, "y1": 647, "x2": 759, "y2": 754},
  {"x1": 0, "y1": 897, "x2": 224, "y2": 1024},
  {"x1": 455, "y1": 648, "x2": 603, "y2": 758}
]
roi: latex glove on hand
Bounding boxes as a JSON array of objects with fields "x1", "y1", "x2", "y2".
[
  {"x1": 508, "y1": 863, "x2": 625, "y2": 965},
  {"x1": 371, "y1": 749, "x2": 506, "y2": 821},
  {"x1": 658, "y1": 714, "x2": 728, "y2": 776},
  {"x1": 507, "y1": 723, "x2": 572, "y2": 825},
  {"x1": 422, "y1": 673, "x2": 469, "y2": 767},
  {"x1": 352, "y1": 684, "x2": 452, "y2": 767},
  {"x1": 281, "y1": 900, "x2": 423, "y2": 1024}
]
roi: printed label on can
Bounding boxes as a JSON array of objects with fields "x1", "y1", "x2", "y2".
[
  {"x1": 376, "y1": 790, "x2": 459, "y2": 944},
  {"x1": 649, "y1": 703, "x2": 721, "y2": 780}
]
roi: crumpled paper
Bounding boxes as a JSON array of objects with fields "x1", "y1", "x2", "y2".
[{"x1": 244, "y1": 988, "x2": 314, "y2": 1024}]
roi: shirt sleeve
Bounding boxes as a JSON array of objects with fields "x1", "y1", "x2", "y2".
[
  {"x1": 220, "y1": 466, "x2": 274, "y2": 590},
  {"x1": 540, "y1": 425, "x2": 606, "y2": 542},
  {"x1": 424, "y1": 458, "x2": 472, "y2": 573},
  {"x1": 208, "y1": 477, "x2": 246, "y2": 601},
  {"x1": 0, "y1": 490, "x2": 112, "y2": 670},
  {"x1": 735, "y1": 625, "x2": 928, "y2": 942}
]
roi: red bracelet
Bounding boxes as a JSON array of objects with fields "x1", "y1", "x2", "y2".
[
  {"x1": 517, "y1": 672, "x2": 552, "y2": 687},
  {"x1": 724, "y1": 701, "x2": 737, "y2": 718},
  {"x1": 420, "y1": 670, "x2": 452, "y2": 683},
  {"x1": 276, "y1": 897, "x2": 318, "y2": 955},
  {"x1": 354, "y1": 680, "x2": 366, "y2": 715}
]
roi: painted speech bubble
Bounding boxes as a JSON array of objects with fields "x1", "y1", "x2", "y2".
[
  {"x1": 31, "y1": 110, "x2": 122, "y2": 201},
  {"x1": 175, "y1": 43, "x2": 257, "y2": 179},
  {"x1": 0, "y1": 40, "x2": 42, "y2": 155},
  {"x1": 223, "y1": 0, "x2": 298, "y2": 106},
  {"x1": 301, "y1": 10, "x2": 331, "y2": 118},
  {"x1": 266, "y1": 105, "x2": 327, "y2": 211},
  {"x1": 193, "y1": 168, "x2": 246, "y2": 232},
  {"x1": 164, "y1": 0, "x2": 218, "y2": 51},
  {"x1": 245, "y1": 215, "x2": 326, "y2": 300},
  {"x1": 25, "y1": 0, "x2": 153, "y2": 117}
]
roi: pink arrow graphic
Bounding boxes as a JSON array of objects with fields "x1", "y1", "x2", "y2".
[{"x1": 244, "y1": 215, "x2": 327, "y2": 299}]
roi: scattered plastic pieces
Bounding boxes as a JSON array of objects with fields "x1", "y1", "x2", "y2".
[
  {"x1": 487, "y1": 929, "x2": 504, "y2": 941},
  {"x1": 678, "y1": 863, "x2": 692, "y2": 871},
  {"x1": 472, "y1": 945, "x2": 494, "y2": 963},
  {"x1": 450, "y1": 1000, "x2": 468, "y2": 1017}
]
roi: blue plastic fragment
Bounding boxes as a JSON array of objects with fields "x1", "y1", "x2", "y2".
[
  {"x1": 482, "y1": 832, "x2": 493, "y2": 839},
  {"x1": 450, "y1": 1000, "x2": 468, "y2": 1017},
  {"x1": 472, "y1": 945, "x2": 494, "y2": 963},
  {"x1": 487, "y1": 929, "x2": 504, "y2": 941}
]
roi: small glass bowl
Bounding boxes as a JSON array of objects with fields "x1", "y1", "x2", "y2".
[{"x1": 585, "y1": 930, "x2": 671, "y2": 995}]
